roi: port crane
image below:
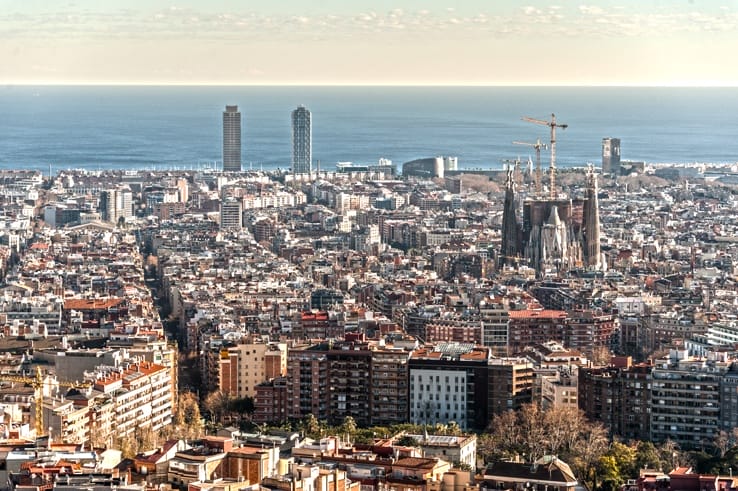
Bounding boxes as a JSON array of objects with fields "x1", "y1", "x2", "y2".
[
  {"x1": 512, "y1": 139, "x2": 548, "y2": 197},
  {"x1": 521, "y1": 114, "x2": 568, "y2": 199},
  {"x1": 0, "y1": 366, "x2": 90, "y2": 437}
]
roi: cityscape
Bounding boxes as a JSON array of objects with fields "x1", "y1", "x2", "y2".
[{"x1": 2, "y1": 2, "x2": 738, "y2": 491}]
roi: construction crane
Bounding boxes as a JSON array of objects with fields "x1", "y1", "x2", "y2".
[
  {"x1": 512, "y1": 139, "x2": 548, "y2": 197},
  {"x1": 0, "y1": 366, "x2": 90, "y2": 437},
  {"x1": 521, "y1": 114, "x2": 568, "y2": 199}
]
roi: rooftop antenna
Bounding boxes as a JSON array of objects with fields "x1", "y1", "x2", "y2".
[{"x1": 521, "y1": 114, "x2": 568, "y2": 199}]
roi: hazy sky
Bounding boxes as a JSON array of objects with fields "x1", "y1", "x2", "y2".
[{"x1": 1, "y1": 0, "x2": 737, "y2": 85}]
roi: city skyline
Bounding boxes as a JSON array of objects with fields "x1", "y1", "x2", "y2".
[{"x1": 2, "y1": 0, "x2": 737, "y2": 86}]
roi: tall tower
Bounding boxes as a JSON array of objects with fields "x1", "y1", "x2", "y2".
[
  {"x1": 223, "y1": 105, "x2": 242, "y2": 172},
  {"x1": 500, "y1": 167, "x2": 520, "y2": 267},
  {"x1": 583, "y1": 165, "x2": 601, "y2": 269},
  {"x1": 602, "y1": 137, "x2": 620, "y2": 175},
  {"x1": 99, "y1": 189, "x2": 117, "y2": 224},
  {"x1": 292, "y1": 105, "x2": 312, "y2": 175}
]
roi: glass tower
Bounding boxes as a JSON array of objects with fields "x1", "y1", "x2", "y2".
[
  {"x1": 292, "y1": 105, "x2": 312, "y2": 175},
  {"x1": 223, "y1": 105, "x2": 242, "y2": 172}
]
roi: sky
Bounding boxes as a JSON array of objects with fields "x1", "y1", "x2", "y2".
[{"x1": 1, "y1": 0, "x2": 737, "y2": 86}]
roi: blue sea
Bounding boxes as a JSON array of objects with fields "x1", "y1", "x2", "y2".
[{"x1": 0, "y1": 86, "x2": 737, "y2": 173}]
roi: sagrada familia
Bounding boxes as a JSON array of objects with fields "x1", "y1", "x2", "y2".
[{"x1": 500, "y1": 163, "x2": 602, "y2": 273}]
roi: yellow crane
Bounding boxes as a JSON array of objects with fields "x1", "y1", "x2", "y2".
[
  {"x1": 0, "y1": 366, "x2": 90, "y2": 437},
  {"x1": 512, "y1": 139, "x2": 549, "y2": 197},
  {"x1": 521, "y1": 114, "x2": 568, "y2": 200}
]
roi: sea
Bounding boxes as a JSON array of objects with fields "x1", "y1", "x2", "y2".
[{"x1": 0, "y1": 85, "x2": 737, "y2": 174}]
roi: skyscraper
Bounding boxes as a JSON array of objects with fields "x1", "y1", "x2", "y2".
[
  {"x1": 291, "y1": 105, "x2": 311, "y2": 175},
  {"x1": 223, "y1": 105, "x2": 241, "y2": 172},
  {"x1": 601, "y1": 137, "x2": 620, "y2": 175}
]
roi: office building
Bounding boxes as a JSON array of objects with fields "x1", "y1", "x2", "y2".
[
  {"x1": 99, "y1": 187, "x2": 133, "y2": 225},
  {"x1": 602, "y1": 137, "x2": 621, "y2": 174},
  {"x1": 223, "y1": 105, "x2": 241, "y2": 172},
  {"x1": 292, "y1": 105, "x2": 312, "y2": 175},
  {"x1": 220, "y1": 197, "x2": 243, "y2": 230}
]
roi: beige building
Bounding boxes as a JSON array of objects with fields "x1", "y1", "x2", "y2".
[
  {"x1": 44, "y1": 398, "x2": 90, "y2": 444},
  {"x1": 218, "y1": 341, "x2": 288, "y2": 399},
  {"x1": 90, "y1": 361, "x2": 173, "y2": 442},
  {"x1": 539, "y1": 368, "x2": 578, "y2": 410}
]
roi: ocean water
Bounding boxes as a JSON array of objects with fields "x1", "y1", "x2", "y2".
[{"x1": 0, "y1": 85, "x2": 737, "y2": 173}]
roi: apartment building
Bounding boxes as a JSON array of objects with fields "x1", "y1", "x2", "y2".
[
  {"x1": 216, "y1": 341, "x2": 288, "y2": 399},
  {"x1": 578, "y1": 357, "x2": 652, "y2": 442},
  {"x1": 507, "y1": 310, "x2": 567, "y2": 354},
  {"x1": 487, "y1": 357, "x2": 534, "y2": 416},
  {"x1": 90, "y1": 361, "x2": 173, "y2": 441},
  {"x1": 650, "y1": 350, "x2": 727, "y2": 448},
  {"x1": 408, "y1": 343, "x2": 490, "y2": 431}
]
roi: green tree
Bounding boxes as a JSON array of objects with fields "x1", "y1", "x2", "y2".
[
  {"x1": 447, "y1": 421, "x2": 462, "y2": 436},
  {"x1": 598, "y1": 455, "x2": 622, "y2": 491},
  {"x1": 658, "y1": 439, "x2": 681, "y2": 471},
  {"x1": 635, "y1": 441, "x2": 662, "y2": 471},
  {"x1": 299, "y1": 414, "x2": 321, "y2": 438},
  {"x1": 340, "y1": 416, "x2": 358, "y2": 443},
  {"x1": 607, "y1": 442, "x2": 637, "y2": 480},
  {"x1": 396, "y1": 435, "x2": 420, "y2": 447},
  {"x1": 229, "y1": 397, "x2": 255, "y2": 420}
]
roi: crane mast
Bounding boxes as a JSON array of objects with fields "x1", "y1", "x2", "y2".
[
  {"x1": 512, "y1": 139, "x2": 548, "y2": 197},
  {"x1": 0, "y1": 366, "x2": 90, "y2": 437},
  {"x1": 521, "y1": 114, "x2": 568, "y2": 199}
]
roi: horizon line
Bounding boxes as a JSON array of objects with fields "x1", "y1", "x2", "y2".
[{"x1": 3, "y1": 82, "x2": 738, "y2": 88}]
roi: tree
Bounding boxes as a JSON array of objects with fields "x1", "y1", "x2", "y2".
[
  {"x1": 446, "y1": 421, "x2": 462, "y2": 436},
  {"x1": 544, "y1": 406, "x2": 584, "y2": 457},
  {"x1": 607, "y1": 441, "x2": 637, "y2": 481},
  {"x1": 203, "y1": 390, "x2": 232, "y2": 425},
  {"x1": 396, "y1": 435, "x2": 420, "y2": 447},
  {"x1": 635, "y1": 441, "x2": 662, "y2": 471},
  {"x1": 299, "y1": 414, "x2": 321, "y2": 438},
  {"x1": 518, "y1": 404, "x2": 548, "y2": 462},
  {"x1": 570, "y1": 423, "x2": 609, "y2": 491},
  {"x1": 598, "y1": 455, "x2": 622, "y2": 491},
  {"x1": 486, "y1": 410, "x2": 522, "y2": 461},
  {"x1": 229, "y1": 397, "x2": 255, "y2": 420},
  {"x1": 715, "y1": 431, "x2": 730, "y2": 459},
  {"x1": 340, "y1": 416, "x2": 358, "y2": 443},
  {"x1": 175, "y1": 391, "x2": 204, "y2": 440},
  {"x1": 658, "y1": 439, "x2": 681, "y2": 471}
]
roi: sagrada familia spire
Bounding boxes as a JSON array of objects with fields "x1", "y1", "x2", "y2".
[{"x1": 500, "y1": 166, "x2": 520, "y2": 267}]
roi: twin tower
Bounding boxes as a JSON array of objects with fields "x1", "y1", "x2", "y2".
[{"x1": 222, "y1": 105, "x2": 312, "y2": 173}]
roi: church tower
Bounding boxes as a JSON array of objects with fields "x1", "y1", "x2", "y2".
[
  {"x1": 582, "y1": 164, "x2": 601, "y2": 269},
  {"x1": 500, "y1": 166, "x2": 520, "y2": 266}
]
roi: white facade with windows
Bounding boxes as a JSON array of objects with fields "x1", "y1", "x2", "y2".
[{"x1": 409, "y1": 368, "x2": 468, "y2": 429}]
